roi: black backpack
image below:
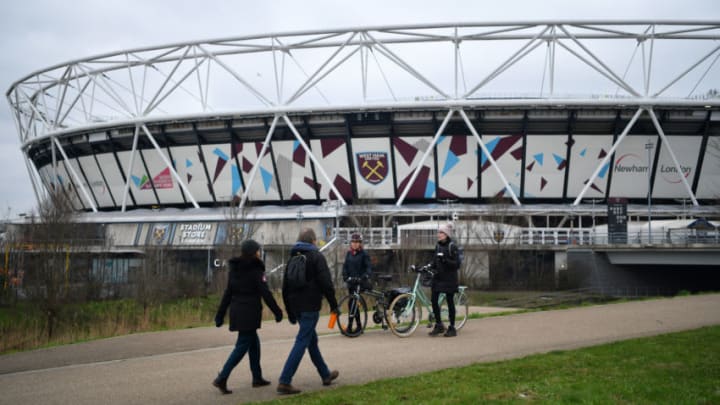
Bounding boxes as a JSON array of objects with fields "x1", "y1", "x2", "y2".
[
  {"x1": 449, "y1": 241, "x2": 464, "y2": 269},
  {"x1": 285, "y1": 253, "x2": 308, "y2": 291}
]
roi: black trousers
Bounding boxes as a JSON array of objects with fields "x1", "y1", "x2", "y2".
[{"x1": 431, "y1": 289, "x2": 455, "y2": 327}]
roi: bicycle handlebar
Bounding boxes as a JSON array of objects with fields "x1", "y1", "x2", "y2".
[{"x1": 410, "y1": 264, "x2": 434, "y2": 274}]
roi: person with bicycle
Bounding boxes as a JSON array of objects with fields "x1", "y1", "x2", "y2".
[
  {"x1": 429, "y1": 223, "x2": 460, "y2": 337},
  {"x1": 341, "y1": 233, "x2": 372, "y2": 334}
]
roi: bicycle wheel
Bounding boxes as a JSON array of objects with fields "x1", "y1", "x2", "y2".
[
  {"x1": 337, "y1": 294, "x2": 367, "y2": 337},
  {"x1": 387, "y1": 293, "x2": 420, "y2": 338},
  {"x1": 440, "y1": 291, "x2": 469, "y2": 330}
]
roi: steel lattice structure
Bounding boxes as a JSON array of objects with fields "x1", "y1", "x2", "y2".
[{"x1": 6, "y1": 21, "x2": 720, "y2": 213}]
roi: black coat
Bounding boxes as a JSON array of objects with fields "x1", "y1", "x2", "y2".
[
  {"x1": 342, "y1": 249, "x2": 372, "y2": 280},
  {"x1": 282, "y1": 242, "x2": 338, "y2": 319},
  {"x1": 215, "y1": 256, "x2": 282, "y2": 332},
  {"x1": 431, "y1": 238, "x2": 459, "y2": 294}
]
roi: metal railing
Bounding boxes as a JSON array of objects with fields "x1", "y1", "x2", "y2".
[
  {"x1": 8, "y1": 228, "x2": 717, "y2": 250},
  {"x1": 333, "y1": 228, "x2": 394, "y2": 247},
  {"x1": 337, "y1": 227, "x2": 720, "y2": 248}
]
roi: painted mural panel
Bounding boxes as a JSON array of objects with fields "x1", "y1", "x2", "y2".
[
  {"x1": 62, "y1": 159, "x2": 91, "y2": 209},
  {"x1": 75, "y1": 155, "x2": 114, "y2": 208},
  {"x1": 169, "y1": 145, "x2": 213, "y2": 204},
  {"x1": 436, "y1": 135, "x2": 477, "y2": 199},
  {"x1": 200, "y1": 143, "x2": 241, "y2": 204},
  {"x1": 37, "y1": 164, "x2": 65, "y2": 207},
  {"x1": 523, "y1": 135, "x2": 568, "y2": 198},
  {"x1": 480, "y1": 134, "x2": 523, "y2": 199},
  {"x1": 393, "y1": 136, "x2": 436, "y2": 200},
  {"x1": 36, "y1": 164, "x2": 53, "y2": 198},
  {"x1": 236, "y1": 141, "x2": 280, "y2": 202},
  {"x1": 309, "y1": 138, "x2": 352, "y2": 201},
  {"x1": 272, "y1": 140, "x2": 317, "y2": 201},
  {"x1": 38, "y1": 161, "x2": 85, "y2": 210},
  {"x1": 63, "y1": 160, "x2": 88, "y2": 210},
  {"x1": 351, "y1": 137, "x2": 394, "y2": 199},
  {"x1": 64, "y1": 157, "x2": 99, "y2": 209},
  {"x1": 609, "y1": 135, "x2": 659, "y2": 198},
  {"x1": 94, "y1": 152, "x2": 134, "y2": 209},
  {"x1": 652, "y1": 136, "x2": 702, "y2": 199},
  {"x1": 566, "y1": 135, "x2": 614, "y2": 199},
  {"x1": 141, "y1": 148, "x2": 185, "y2": 204},
  {"x1": 696, "y1": 136, "x2": 720, "y2": 199},
  {"x1": 115, "y1": 150, "x2": 157, "y2": 205}
]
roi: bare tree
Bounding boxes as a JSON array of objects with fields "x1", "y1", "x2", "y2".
[
  {"x1": 209, "y1": 201, "x2": 262, "y2": 293},
  {"x1": 394, "y1": 238, "x2": 428, "y2": 286},
  {"x1": 343, "y1": 197, "x2": 380, "y2": 238},
  {"x1": 82, "y1": 232, "x2": 122, "y2": 301},
  {"x1": 132, "y1": 245, "x2": 179, "y2": 317},
  {"x1": 20, "y1": 189, "x2": 90, "y2": 339},
  {"x1": 0, "y1": 212, "x2": 22, "y2": 306},
  {"x1": 472, "y1": 198, "x2": 530, "y2": 289}
]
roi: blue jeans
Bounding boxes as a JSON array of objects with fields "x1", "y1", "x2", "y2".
[
  {"x1": 279, "y1": 311, "x2": 331, "y2": 385},
  {"x1": 218, "y1": 331, "x2": 262, "y2": 381}
]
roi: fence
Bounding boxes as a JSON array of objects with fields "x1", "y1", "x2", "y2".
[{"x1": 335, "y1": 227, "x2": 720, "y2": 249}]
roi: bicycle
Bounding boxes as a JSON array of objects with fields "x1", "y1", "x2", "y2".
[
  {"x1": 386, "y1": 264, "x2": 469, "y2": 338},
  {"x1": 336, "y1": 274, "x2": 415, "y2": 337}
]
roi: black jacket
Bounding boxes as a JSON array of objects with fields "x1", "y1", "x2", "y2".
[
  {"x1": 282, "y1": 242, "x2": 338, "y2": 320},
  {"x1": 342, "y1": 248, "x2": 372, "y2": 280},
  {"x1": 215, "y1": 256, "x2": 282, "y2": 332},
  {"x1": 431, "y1": 238, "x2": 459, "y2": 293}
]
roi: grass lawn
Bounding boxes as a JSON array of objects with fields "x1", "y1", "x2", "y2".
[{"x1": 253, "y1": 325, "x2": 720, "y2": 404}]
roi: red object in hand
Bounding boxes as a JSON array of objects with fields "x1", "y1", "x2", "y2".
[{"x1": 328, "y1": 312, "x2": 338, "y2": 329}]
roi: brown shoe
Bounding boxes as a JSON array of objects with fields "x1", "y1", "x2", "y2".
[
  {"x1": 276, "y1": 383, "x2": 301, "y2": 395},
  {"x1": 322, "y1": 370, "x2": 339, "y2": 386},
  {"x1": 212, "y1": 377, "x2": 232, "y2": 394},
  {"x1": 252, "y1": 378, "x2": 271, "y2": 388}
]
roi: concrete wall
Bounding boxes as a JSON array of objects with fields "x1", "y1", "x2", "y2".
[
  {"x1": 565, "y1": 248, "x2": 720, "y2": 295},
  {"x1": 461, "y1": 251, "x2": 490, "y2": 288}
]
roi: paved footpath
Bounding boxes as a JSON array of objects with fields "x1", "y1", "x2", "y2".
[{"x1": 1, "y1": 294, "x2": 719, "y2": 404}]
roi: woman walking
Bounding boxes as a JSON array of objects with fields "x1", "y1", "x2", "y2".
[{"x1": 213, "y1": 239, "x2": 283, "y2": 394}]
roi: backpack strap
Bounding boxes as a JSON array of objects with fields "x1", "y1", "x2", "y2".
[{"x1": 448, "y1": 241, "x2": 457, "y2": 259}]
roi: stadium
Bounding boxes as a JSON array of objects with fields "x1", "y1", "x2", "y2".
[{"x1": 5, "y1": 21, "x2": 720, "y2": 293}]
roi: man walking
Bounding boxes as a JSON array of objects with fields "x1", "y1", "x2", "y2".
[{"x1": 277, "y1": 228, "x2": 340, "y2": 395}]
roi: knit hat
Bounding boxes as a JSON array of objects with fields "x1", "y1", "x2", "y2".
[
  {"x1": 240, "y1": 239, "x2": 261, "y2": 257},
  {"x1": 350, "y1": 233, "x2": 363, "y2": 242},
  {"x1": 438, "y1": 223, "x2": 453, "y2": 238}
]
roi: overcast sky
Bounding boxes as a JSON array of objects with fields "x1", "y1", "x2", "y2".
[{"x1": 1, "y1": 0, "x2": 719, "y2": 217}]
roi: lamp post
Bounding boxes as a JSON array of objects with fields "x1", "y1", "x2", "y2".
[
  {"x1": 645, "y1": 140, "x2": 654, "y2": 244},
  {"x1": 586, "y1": 198, "x2": 603, "y2": 245},
  {"x1": 296, "y1": 207, "x2": 304, "y2": 232}
]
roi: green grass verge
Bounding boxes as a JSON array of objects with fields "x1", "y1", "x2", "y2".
[
  {"x1": 0, "y1": 295, "x2": 220, "y2": 353},
  {"x1": 254, "y1": 325, "x2": 720, "y2": 404}
]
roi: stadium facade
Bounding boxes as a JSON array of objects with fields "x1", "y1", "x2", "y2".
[{"x1": 6, "y1": 22, "x2": 720, "y2": 291}]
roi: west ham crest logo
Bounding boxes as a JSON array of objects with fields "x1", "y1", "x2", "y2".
[
  {"x1": 357, "y1": 152, "x2": 388, "y2": 185},
  {"x1": 152, "y1": 224, "x2": 169, "y2": 244}
]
